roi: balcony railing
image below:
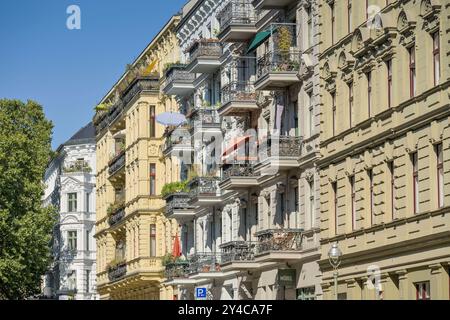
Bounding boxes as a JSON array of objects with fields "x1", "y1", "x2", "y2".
[
  {"x1": 256, "y1": 50, "x2": 301, "y2": 80},
  {"x1": 222, "y1": 163, "x2": 257, "y2": 180},
  {"x1": 108, "y1": 150, "x2": 125, "y2": 176},
  {"x1": 165, "y1": 192, "x2": 193, "y2": 216},
  {"x1": 220, "y1": 241, "x2": 257, "y2": 264},
  {"x1": 222, "y1": 81, "x2": 257, "y2": 106},
  {"x1": 188, "y1": 40, "x2": 222, "y2": 63},
  {"x1": 219, "y1": 0, "x2": 257, "y2": 31},
  {"x1": 163, "y1": 127, "x2": 192, "y2": 154},
  {"x1": 188, "y1": 252, "x2": 223, "y2": 274},
  {"x1": 108, "y1": 206, "x2": 125, "y2": 227},
  {"x1": 108, "y1": 262, "x2": 127, "y2": 282},
  {"x1": 162, "y1": 64, "x2": 195, "y2": 95},
  {"x1": 259, "y1": 136, "x2": 302, "y2": 158},
  {"x1": 63, "y1": 160, "x2": 92, "y2": 174},
  {"x1": 255, "y1": 229, "x2": 303, "y2": 254},
  {"x1": 189, "y1": 108, "x2": 221, "y2": 128},
  {"x1": 165, "y1": 261, "x2": 191, "y2": 280},
  {"x1": 188, "y1": 177, "x2": 220, "y2": 198}
]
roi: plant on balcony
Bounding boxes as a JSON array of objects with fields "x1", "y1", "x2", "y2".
[
  {"x1": 94, "y1": 102, "x2": 111, "y2": 112},
  {"x1": 162, "y1": 253, "x2": 187, "y2": 266},
  {"x1": 161, "y1": 181, "x2": 189, "y2": 198},
  {"x1": 107, "y1": 258, "x2": 126, "y2": 270},
  {"x1": 276, "y1": 26, "x2": 293, "y2": 53},
  {"x1": 63, "y1": 160, "x2": 92, "y2": 173},
  {"x1": 107, "y1": 200, "x2": 125, "y2": 216},
  {"x1": 163, "y1": 61, "x2": 181, "y2": 74}
]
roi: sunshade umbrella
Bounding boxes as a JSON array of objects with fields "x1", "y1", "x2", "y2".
[
  {"x1": 156, "y1": 112, "x2": 187, "y2": 126},
  {"x1": 172, "y1": 234, "x2": 182, "y2": 258}
]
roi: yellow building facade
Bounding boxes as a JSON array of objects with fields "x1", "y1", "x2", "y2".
[
  {"x1": 93, "y1": 16, "x2": 181, "y2": 300},
  {"x1": 318, "y1": 0, "x2": 450, "y2": 299}
]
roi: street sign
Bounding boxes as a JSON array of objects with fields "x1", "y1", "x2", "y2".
[{"x1": 195, "y1": 287, "x2": 207, "y2": 300}]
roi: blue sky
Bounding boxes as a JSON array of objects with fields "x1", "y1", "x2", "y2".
[{"x1": 0, "y1": 0, "x2": 186, "y2": 149}]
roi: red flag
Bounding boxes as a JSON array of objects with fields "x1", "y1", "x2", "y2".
[{"x1": 172, "y1": 234, "x2": 182, "y2": 258}]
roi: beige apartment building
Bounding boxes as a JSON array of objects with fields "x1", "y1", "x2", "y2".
[
  {"x1": 93, "y1": 16, "x2": 181, "y2": 300},
  {"x1": 318, "y1": 0, "x2": 450, "y2": 299}
]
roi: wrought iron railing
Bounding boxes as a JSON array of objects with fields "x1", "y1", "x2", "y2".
[
  {"x1": 188, "y1": 252, "x2": 223, "y2": 274},
  {"x1": 222, "y1": 163, "x2": 258, "y2": 181},
  {"x1": 163, "y1": 127, "x2": 192, "y2": 153},
  {"x1": 219, "y1": 0, "x2": 257, "y2": 31},
  {"x1": 165, "y1": 261, "x2": 191, "y2": 280},
  {"x1": 108, "y1": 206, "x2": 125, "y2": 227},
  {"x1": 163, "y1": 65, "x2": 195, "y2": 90},
  {"x1": 259, "y1": 136, "x2": 302, "y2": 158},
  {"x1": 188, "y1": 177, "x2": 220, "y2": 198},
  {"x1": 220, "y1": 241, "x2": 257, "y2": 264},
  {"x1": 165, "y1": 193, "x2": 194, "y2": 216},
  {"x1": 189, "y1": 108, "x2": 221, "y2": 127},
  {"x1": 256, "y1": 50, "x2": 301, "y2": 80},
  {"x1": 188, "y1": 40, "x2": 222, "y2": 63},
  {"x1": 108, "y1": 262, "x2": 127, "y2": 281},
  {"x1": 255, "y1": 229, "x2": 303, "y2": 254},
  {"x1": 221, "y1": 81, "x2": 257, "y2": 106},
  {"x1": 108, "y1": 150, "x2": 125, "y2": 175}
]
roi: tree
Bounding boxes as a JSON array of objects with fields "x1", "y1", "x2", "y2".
[{"x1": 0, "y1": 99, "x2": 57, "y2": 299}]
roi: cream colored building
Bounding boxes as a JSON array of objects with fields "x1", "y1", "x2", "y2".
[
  {"x1": 93, "y1": 16, "x2": 181, "y2": 300},
  {"x1": 318, "y1": 0, "x2": 450, "y2": 300}
]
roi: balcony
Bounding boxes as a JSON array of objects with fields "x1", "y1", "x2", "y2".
[
  {"x1": 220, "y1": 241, "x2": 259, "y2": 270},
  {"x1": 94, "y1": 111, "x2": 109, "y2": 136},
  {"x1": 252, "y1": 0, "x2": 296, "y2": 10},
  {"x1": 164, "y1": 192, "x2": 195, "y2": 221},
  {"x1": 107, "y1": 262, "x2": 127, "y2": 282},
  {"x1": 108, "y1": 150, "x2": 125, "y2": 177},
  {"x1": 188, "y1": 108, "x2": 221, "y2": 134},
  {"x1": 220, "y1": 164, "x2": 259, "y2": 190},
  {"x1": 218, "y1": 1, "x2": 257, "y2": 43},
  {"x1": 62, "y1": 160, "x2": 92, "y2": 174},
  {"x1": 188, "y1": 253, "x2": 223, "y2": 279},
  {"x1": 255, "y1": 228, "x2": 304, "y2": 261},
  {"x1": 162, "y1": 64, "x2": 195, "y2": 96},
  {"x1": 186, "y1": 39, "x2": 222, "y2": 74},
  {"x1": 188, "y1": 177, "x2": 220, "y2": 206},
  {"x1": 107, "y1": 204, "x2": 125, "y2": 227},
  {"x1": 162, "y1": 126, "x2": 193, "y2": 158},
  {"x1": 165, "y1": 261, "x2": 191, "y2": 280},
  {"x1": 255, "y1": 50, "x2": 301, "y2": 91},
  {"x1": 257, "y1": 135, "x2": 302, "y2": 171},
  {"x1": 219, "y1": 82, "x2": 258, "y2": 117}
]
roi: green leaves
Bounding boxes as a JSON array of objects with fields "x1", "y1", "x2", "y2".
[
  {"x1": 161, "y1": 181, "x2": 189, "y2": 198},
  {"x1": 0, "y1": 99, "x2": 56, "y2": 299}
]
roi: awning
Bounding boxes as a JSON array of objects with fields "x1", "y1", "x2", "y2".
[{"x1": 246, "y1": 31, "x2": 271, "y2": 54}]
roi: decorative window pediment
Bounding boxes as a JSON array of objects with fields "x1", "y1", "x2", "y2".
[{"x1": 420, "y1": 0, "x2": 441, "y2": 33}]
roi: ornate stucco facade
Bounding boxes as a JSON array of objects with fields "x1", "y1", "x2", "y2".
[
  {"x1": 93, "y1": 16, "x2": 181, "y2": 300},
  {"x1": 318, "y1": 0, "x2": 450, "y2": 300}
]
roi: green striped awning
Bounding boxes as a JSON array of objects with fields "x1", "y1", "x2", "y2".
[{"x1": 246, "y1": 31, "x2": 271, "y2": 54}]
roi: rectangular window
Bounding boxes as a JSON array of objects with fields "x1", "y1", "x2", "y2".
[
  {"x1": 412, "y1": 152, "x2": 419, "y2": 214},
  {"x1": 308, "y1": 92, "x2": 314, "y2": 136},
  {"x1": 347, "y1": 0, "x2": 352, "y2": 34},
  {"x1": 150, "y1": 224, "x2": 157, "y2": 257},
  {"x1": 297, "y1": 286, "x2": 316, "y2": 300},
  {"x1": 86, "y1": 270, "x2": 90, "y2": 293},
  {"x1": 348, "y1": 82, "x2": 354, "y2": 128},
  {"x1": 436, "y1": 143, "x2": 444, "y2": 208},
  {"x1": 388, "y1": 161, "x2": 395, "y2": 219},
  {"x1": 415, "y1": 281, "x2": 430, "y2": 300},
  {"x1": 150, "y1": 164, "x2": 156, "y2": 196},
  {"x1": 368, "y1": 169, "x2": 374, "y2": 225},
  {"x1": 350, "y1": 176, "x2": 356, "y2": 230},
  {"x1": 409, "y1": 46, "x2": 416, "y2": 97},
  {"x1": 387, "y1": 59, "x2": 393, "y2": 108},
  {"x1": 68, "y1": 193, "x2": 77, "y2": 212},
  {"x1": 331, "y1": 92, "x2": 336, "y2": 136},
  {"x1": 332, "y1": 182, "x2": 338, "y2": 235},
  {"x1": 331, "y1": 3, "x2": 335, "y2": 45},
  {"x1": 149, "y1": 105, "x2": 156, "y2": 138},
  {"x1": 86, "y1": 229, "x2": 90, "y2": 251},
  {"x1": 309, "y1": 180, "x2": 315, "y2": 229},
  {"x1": 367, "y1": 72, "x2": 372, "y2": 117},
  {"x1": 307, "y1": 6, "x2": 313, "y2": 48},
  {"x1": 433, "y1": 31, "x2": 440, "y2": 86},
  {"x1": 86, "y1": 192, "x2": 90, "y2": 212},
  {"x1": 294, "y1": 186, "x2": 299, "y2": 213},
  {"x1": 67, "y1": 270, "x2": 77, "y2": 291},
  {"x1": 294, "y1": 102, "x2": 299, "y2": 137},
  {"x1": 68, "y1": 231, "x2": 77, "y2": 251},
  {"x1": 365, "y1": 0, "x2": 369, "y2": 20},
  {"x1": 280, "y1": 193, "x2": 285, "y2": 224}
]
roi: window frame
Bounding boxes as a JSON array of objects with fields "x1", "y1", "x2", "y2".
[
  {"x1": 150, "y1": 163, "x2": 156, "y2": 196},
  {"x1": 432, "y1": 31, "x2": 440, "y2": 86}
]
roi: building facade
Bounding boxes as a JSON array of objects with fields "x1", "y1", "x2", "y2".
[
  {"x1": 42, "y1": 123, "x2": 98, "y2": 300},
  {"x1": 318, "y1": 0, "x2": 450, "y2": 300},
  {"x1": 93, "y1": 16, "x2": 181, "y2": 300}
]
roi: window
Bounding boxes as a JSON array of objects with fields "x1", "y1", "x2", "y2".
[
  {"x1": 67, "y1": 270, "x2": 77, "y2": 291},
  {"x1": 86, "y1": 229, "x2": 90, "y2": 251},
  {"x1": 415, "y1": 282, "x2": 430, "y2": 300},
  {"x1": 348, "y1": 82, "x2": 354, "y2": 128},
  {"x1": 86, "y1": 270, "x2": 90, "y2": 293},
  {"x1": 368, "y1": 169, "x2": 374, "y2": 225},
  {"x1": 294, "y1": 102, "x2": 299, "y2": 137},
  {"x1": 149, "y1": 105, "x2": 156, "y2": 138},
  {"x1": 436, "y1": 143, "x2": 444, "y2": 208},
  {"x1": 308, "y1": 92, "x2": 314, "y2": 136},
  {"x1": 347, "y1": 0, "x2": 352, "y2": 34},
  {"x1": 309, "y1": 180, "x2": 315, "y2": 229},
  {"x1": 150, "y1": 224, "x2": 157, "y2": 257},
  {"x1": 350, "y1": 176, "x2": 356, "y2": 230},
  {"x1": 68, "y1": 231, "x2": 77, "y2": 251},
  {"x1": 367, "y1": 72, "x2": 372, "y2": 117},
  {"x1": 307, "y1": 6, "x2": 313, "y2": 48},
  {"x1": 433, "y1": 31, "x2": 440, "y2": 85},
  {"x1": 150, "y1": 164, "x2": 156, "y2": 195},
  {"x1": 68, "y1": 193, "x2": 77, "y2": 212},
  {"x1": 365, "y1": 0, "x2": 369, "y2": 20},
  {"x1": 409, "y1": 46, "x2": 416, "y2": 97},
  {"x1": 294, "y1": 186, "x2": 299, "y2": 213},
  {"x1": 331, "y1": 92, "x2": 336, "y2": 136},
  {"x1": 387, "y1": 60, "x2": 393, "y2": 108},
  {"x1": 412, "y1": 152, "x2": 419, "y2": 214},
  {"x1": 297, "y1": 286, "x2": 316, "y2": 300},
  {"x1": 388, "y1": 161, "x2": 395, "y2": 219},
  {"x1": 86, "y1": 192, "x2": 90, "y2": 212},
  {"x1": 331, "y1": 3, "x2": 335, "y2": 45},
  {"x1": 332, "y1": 182, "x2": 338, "y2": 234},
  {"x1": 280, "y1": 193, "x2": 285, "y2": 225}
]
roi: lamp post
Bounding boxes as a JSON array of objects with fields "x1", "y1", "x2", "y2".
[{"x1": 328, "y1": 242, "x2": 342, "y2": 300}]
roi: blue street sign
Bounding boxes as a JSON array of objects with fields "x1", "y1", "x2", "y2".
[{"x1": 196, "y1": 287, "x2": 207, "y2": 299}]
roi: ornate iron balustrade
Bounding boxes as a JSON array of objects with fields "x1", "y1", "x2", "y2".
[
  {"x1": 165, "y1": 261, "x2": 191, "y2": 280},
  {"x1": 163, "y1": 127, "x2": 192, "y2": 154},
  {"x1": 222, "y1": 163, "x2": 258, "y2": 181},
  {"x1": 219, "y1": 0, "x2": 257, "y2": 31},
  {"x1": 188, "y1": 40, "x2": 222, "y2": 62},
  {"x1": 189, "y1": 108, "x2": 221, "y2": 127},
  {"x1": 256, "y1": 50, "x2": 301, "y2": 80},
  {"x1": 188, "y1": 177, "x2": 220, "y2": 198},
  {"x1": 163, "y1": 64, "x2": 195, "y2": 86},
  {"x1": 108, "y1": 206, "x2": 125, "y2": 227},
  {"x1": 63, "y1": 160, "x2": 92, "y2": 174},
  {"x1": 220, "y1": 241, "x2": 257, "y2": 264},
  {"x1": 121, "y1": 77, "x2": 159, "y2": 110},
  {"x1": 188, "y1": 252, "x2": 223, "y2": 274},
  {"x1": 255, "y1": 229, "x2": 303, "y2": 254},
  {"x1": 108, "y1": 262, "x2": 127, "y2": 281},
  {"x1": 221, "y1": 81, "x2": 257, "y2": 105},
  {"x1": 95, "y1": 112, "x2": 109, "y2": 135},
  {"x1": 259, "y1": 136, "x2": 302, "y2": 158},
  {"x1": 108, "y1": 150, "x2": 125, "y2": 175},
  {"x1": 165, "y1": 193, "x2": 194, "y2": 216}
]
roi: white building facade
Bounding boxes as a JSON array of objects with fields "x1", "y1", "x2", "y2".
[{"x1": 42, "y1": 123, "x2": 98, "y2": 300}]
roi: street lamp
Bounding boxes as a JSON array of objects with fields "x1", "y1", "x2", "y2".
[{"x1": 328, "y1": 242, "x2": 342, "y2": 300}]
